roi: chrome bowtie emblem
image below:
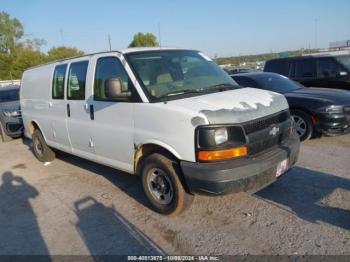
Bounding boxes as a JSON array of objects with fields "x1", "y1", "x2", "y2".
[{"x1": 269, "y1": 126, "x2": 280, "y2": 136}]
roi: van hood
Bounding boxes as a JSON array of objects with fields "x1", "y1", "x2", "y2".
[{"x1": 168, "y1": 87, "x2": 288, "y2": 125}]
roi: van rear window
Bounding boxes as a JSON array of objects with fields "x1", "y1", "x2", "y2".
[{"x1": 52, "y1": 64, "x2": 67, "y2": 99}]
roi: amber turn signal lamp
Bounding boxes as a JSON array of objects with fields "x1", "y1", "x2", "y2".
[{"x1": 198, "y1": 146, "x2": 248, "y2": 161}]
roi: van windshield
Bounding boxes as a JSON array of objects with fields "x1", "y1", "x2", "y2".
[
  {"x1": 125, "y1": 50, "x2": 240, "y2": 101},
  {"x1": 335, "y1": 55, "x2": 350, "y2": 71}
]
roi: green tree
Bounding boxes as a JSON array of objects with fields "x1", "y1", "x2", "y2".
[
  {"x1": 128, "y1": 32, "x2": 159, "y2": 48},
  {"x1": 11, "y1": 48, "x2": 46, "y2": 78},
  {"x1": 46, "y1": 46, "x2": 85, "y2": 61},
  {"x1": 0, "y1": 52, "x2": 13, "y2": 79},
  {"x1": 0, "y1": 11, "x2": 24, "y2": 54}
]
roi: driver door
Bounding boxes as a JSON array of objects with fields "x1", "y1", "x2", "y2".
[{"x1": 88, "y1": 55, "x2": 136, "y2": 173}]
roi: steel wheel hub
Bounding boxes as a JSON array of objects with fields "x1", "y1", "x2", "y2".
[
  {"x1": 147, "y1": 168, "x2": 174, "y2": 205},
  {"x1": 292, "y1": 115, "x2": 307, "y2": 137},
  {"x1": 34, "y1": 137, "x2": 43, "y2": 156}
]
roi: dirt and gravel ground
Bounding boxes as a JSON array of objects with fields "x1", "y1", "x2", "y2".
[{"x1": 0, "y1": 135, "x2": 349, "y2": 255}]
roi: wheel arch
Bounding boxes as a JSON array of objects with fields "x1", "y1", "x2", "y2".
[
  {"x1": 27, "y1": 120, "x2": 49, "y2": 142},
  {"x1": 134, "y1": 142, "x2": 181, "y2": 175},
  {"x1": 289, "y1": 107, "x2": 313, "y2": 116}
]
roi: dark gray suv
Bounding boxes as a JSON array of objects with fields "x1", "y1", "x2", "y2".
[{"x1": 0, "y1": 85, "x2": 23, "y2": 142}]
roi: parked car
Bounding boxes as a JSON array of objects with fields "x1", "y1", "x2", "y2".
[
  {"x1": 264, "y1": 55, "x2": 350, "y2": 90},
  {"x1": 231, "y1": 72, "x2": 350, "y2": 141},
  {"x1": 228, "y1": 68, "x2": 257, "y2": 75},
  {"x1": 21, "y1": 48, "x2": 300, "y2": 216},
  {"x1": 0, "y1": 85, "x2": 23, "y2": 142}
]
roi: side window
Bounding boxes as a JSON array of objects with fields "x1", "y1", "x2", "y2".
[
  {"x1": 94, "y1": 57, "x2": 131, "y2": 101},
  {"x1": 265, "y1": 60, "x2": 291, "y2": 76},
  {"x1": 295, "y1": 59, "x2": 315, "y2": 78},
  {"x1": 317, "y1": 58, "x2": 342, "y2": 78},
  {"x1": 233, "y1": 76, "x2": 259, "y2": 88},
  {"x1": 52, "y1": 64, "x2": 67, "y2": 99},
  {"x1": 67, "y1": 61, "x2": 88, "y2": 100}
]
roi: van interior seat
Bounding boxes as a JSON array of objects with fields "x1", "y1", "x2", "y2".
[{"x1": 156, "y1": 73, "x2": 172, "y2": 84}]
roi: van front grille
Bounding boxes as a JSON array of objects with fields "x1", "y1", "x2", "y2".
[
  {"x1": 248, "y1": 126, "x2": 290, "y2": 156},
  {"x1": 243, "y1": 111, "x2": 292, "y2": 156},
  {"x1": 243, "y1": 110, "x2": 290, "y2": 134}
]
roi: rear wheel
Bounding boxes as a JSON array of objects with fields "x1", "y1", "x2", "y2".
[
  {"x1": 141, "y1": 153, "x2": 194, "y2": 216},
  {"x1": 0, "y1": 122, "x2": 12, "y2": 142},
  {"x1": 32, "y1": 129, "x2": 55, "y2": 162},
  {"x1": 291, "y1": 110, "x2": 313, "y2": 141}
]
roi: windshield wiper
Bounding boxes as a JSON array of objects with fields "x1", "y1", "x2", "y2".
[
  {"x1": 160, "y1": 89, "x2": 202, "y2": 98},
  {"x1": 204, "y1": 83, "x2": 237, "y2": 91}
]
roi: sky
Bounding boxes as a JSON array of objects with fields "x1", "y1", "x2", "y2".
[{"x1": 1, "y1": 0, "x2": 349, "y2": 57}]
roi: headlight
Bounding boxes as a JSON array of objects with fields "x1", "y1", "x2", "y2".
[
  {"x1": 196, "y1": 125, "x2": 247, "y2": 161},
  {"x1": 319, "y1": 105, "x2": 344, "y2": 113},
  {"x1": 3, "y1": 110, "x2": 20, "y2": 117},
  {"x1": 214, "y1": 128, "x2": 228, "y2": 145}
]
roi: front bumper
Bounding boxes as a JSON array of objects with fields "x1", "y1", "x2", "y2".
[
  {"x1": 315, "y1": 112, "x2": 350, "y2": 136},
  {"x1": 180, "y1": 133, "x2": 300, "y2": 195},
  {"x1": 0, "y1": 116, "x2": 23, "y2": 137}
]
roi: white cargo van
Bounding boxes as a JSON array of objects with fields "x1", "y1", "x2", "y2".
[{"x1": 21, "y1": 48, "x2": 300, "y2": 215}]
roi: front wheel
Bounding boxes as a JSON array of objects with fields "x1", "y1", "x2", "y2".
[
  {"x1": 141, "y1": 153, "x2": 194, "y2": 216},
  {"x1": 291, "y1": 110, "x2": 313, "y2": 141},
  {"x1": 32, "y1": 129, "x2": 56, "y2": 162}
]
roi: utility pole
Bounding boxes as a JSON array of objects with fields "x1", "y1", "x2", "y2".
[
  {"x1": 158, "y1": 23, "x2": 162, "y2": 47},
  {"x1": 314, "y1": 19, "x2": 318, "y2": 50},
  {"x1": 108, "y1": 34, "x2": 112, "y2": 51}
]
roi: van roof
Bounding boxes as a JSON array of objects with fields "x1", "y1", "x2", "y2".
[
  {"x1": 119, "y1": 47, "x2": 193, "y2": 54},
  {"x1": 25, "y1": 47, "x2": 195, "y2": 71}
]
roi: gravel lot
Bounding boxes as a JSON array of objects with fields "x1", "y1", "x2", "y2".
[{"x1": 0, "y1": 135, "x2": 349, "y2": 255}]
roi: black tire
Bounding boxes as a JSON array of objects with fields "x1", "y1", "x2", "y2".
[
  {"x1": 141, "y1": 153, "x2": 194, "y2": 216},
  {"x1": 32, "y1": 129, "x2": 55, "y2": 162},
  {"x1": 291, "y1": 109, "x2": 313, "y2": 141},
  {"x1": 0, "y1": 122, "x2": 13, "y2": 142}
]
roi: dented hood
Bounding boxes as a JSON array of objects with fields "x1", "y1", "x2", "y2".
[{"x1": 168, "y1": 87, "x2": 289, "y2": 124}]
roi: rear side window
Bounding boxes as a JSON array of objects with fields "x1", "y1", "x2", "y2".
[
  {"x1": 233, "y1": 76, "x2": 259, "y2": 88},
  {"x1": 264, "y1": 60, "x2": 291, "y2": 76},
  {"x1": 317, "y1": 58, "x2": 343, "y2": 78},
  {"x1": 295, "y1": 59, "x2": 315, "y2": 78},
  {"x1": 0, "y1": 89, "x2": 19, "y2": 102},
  {"x1": 67, "y1": 61, "x2": 88, "y2": 100},
  {"x1": 52, "y1": 64, "x2": 67, "y2": 99},
  {"x1": 94, "y1": 57, "x2": 131, "y2": 101}
]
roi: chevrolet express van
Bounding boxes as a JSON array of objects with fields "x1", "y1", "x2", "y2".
[{"x1": 21, "y1": 48, "x2": 300, "y2": 216}]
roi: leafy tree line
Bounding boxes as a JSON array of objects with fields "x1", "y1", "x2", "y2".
[
  {"x1": 0, "y1": 11, "x2": 160, "y2": 80},
  {"x1": 215, "y1": 49, "x2": 319, "y2": 66},
  {"x1": 0, "y1": 11, "x2": 84, "y2": 80}
]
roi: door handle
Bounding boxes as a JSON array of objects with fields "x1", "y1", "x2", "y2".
[
  {"x1": 67, "y1": 104, "x2": 71, "y2": 117},
  {"x1": 89, "y1": 104, "x2": 94, "y2": 120}
]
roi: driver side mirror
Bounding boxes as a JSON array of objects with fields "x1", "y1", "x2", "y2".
[{"x1": 104, "y1": 78, "x2": 131, "y2": 100}]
